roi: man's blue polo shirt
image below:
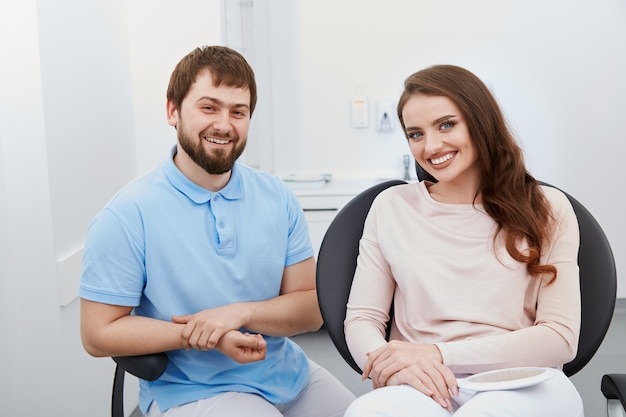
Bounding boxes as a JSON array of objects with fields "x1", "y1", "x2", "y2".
[{"x1": 79, "y1": 150, "x2": 314, "y2": 413}]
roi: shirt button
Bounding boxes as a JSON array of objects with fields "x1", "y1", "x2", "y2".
[{"x1": 219, "y1": 221, "x2": 225, "y2": 228}]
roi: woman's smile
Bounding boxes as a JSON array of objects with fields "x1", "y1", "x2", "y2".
[{"x1": 429, "y1": 152, "x2": 456, "y2": 166}]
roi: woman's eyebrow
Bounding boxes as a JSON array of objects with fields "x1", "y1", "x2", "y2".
[{"x1": 431, "y1": 115, "x2": 457, "y2": 126}]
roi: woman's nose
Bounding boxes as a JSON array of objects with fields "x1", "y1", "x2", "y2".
[{"x1": 424, "y1": 134, "x2": 443, "y2": 154}]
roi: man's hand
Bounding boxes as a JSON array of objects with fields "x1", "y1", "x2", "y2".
[
  {"x1": 215, "y1": 330, "x2": 267, "y2": 363},
  {"x1": 363, "y1": 340, "x2": 457, "y2": 411},
  {"x1": 172, "y1": 304, "x2": 248, "y2": 351}
]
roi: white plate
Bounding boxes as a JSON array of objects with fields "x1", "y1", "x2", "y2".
[{"x1": 457, "y1": 367, "x2": 557, "y2": 391}]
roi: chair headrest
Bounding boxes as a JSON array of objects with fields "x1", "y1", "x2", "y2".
[{"x1": 415, "y1": 161, "x2": 437, "y2": 183}]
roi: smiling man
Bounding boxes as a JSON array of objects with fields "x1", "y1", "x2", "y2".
[{"x1": 79, "y1": 46, "x2": 354, "y2": 417}]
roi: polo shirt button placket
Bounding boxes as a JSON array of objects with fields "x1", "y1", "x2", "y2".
[{"x1": 212, "y1": 194, "x2": 235, "y2": 255}]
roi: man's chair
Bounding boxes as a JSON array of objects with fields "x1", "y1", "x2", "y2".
[
  {"x1": 315, "y1": 178, "x2": 626, "y2": 416},
  {"x1": 111, "y1": 353, "x2": 168, "y2": 417}
]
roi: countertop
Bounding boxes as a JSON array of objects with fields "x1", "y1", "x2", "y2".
[{"x1": 286, "y1": 177, "x2": 407, "y2": 197}]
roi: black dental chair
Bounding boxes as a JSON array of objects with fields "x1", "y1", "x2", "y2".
[{"x1": 315, "y1": 166, "x2": 624, "y2": 416}]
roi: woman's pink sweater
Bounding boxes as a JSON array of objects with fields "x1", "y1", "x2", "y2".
[{"x1": 345, "y1": 181, "x2": 580, "y2": 375}]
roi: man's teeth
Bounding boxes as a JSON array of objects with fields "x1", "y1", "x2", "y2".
[
  {"x1": 431, "y1": 153, "x2": 453, "y2": 165},
  {"x1": 206, "y1": 137, "x2": 229, "y2": 145}
]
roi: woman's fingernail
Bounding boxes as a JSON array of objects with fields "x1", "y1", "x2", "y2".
[{"x1": 439, "y1": 398, "x2": 448, "y2": 408}]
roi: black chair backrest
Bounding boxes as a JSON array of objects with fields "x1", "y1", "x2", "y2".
[
  {"x1": 111, "y1": 353, "x2": 168, "y2": 417},
  {"x1": 544, "y1": 183, "x2": 617, "y2": 375},
  {"x1": 316, "y1": 180, "x2": 405, "y2": 374},
  {"x1": 415, "y1": 161, "x2": 437, "y2": 183},
  {"x1": 315, "y1": 179, "x2": 617, "y2": 377}
]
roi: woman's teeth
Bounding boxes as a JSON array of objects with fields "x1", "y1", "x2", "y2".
[{"x1": 431, "y1": 153, "x2": 453, "y2": 165}]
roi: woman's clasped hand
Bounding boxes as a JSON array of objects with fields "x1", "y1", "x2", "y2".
[{"x1": 363, "y1": 341, "x2": 457, "y2": 411}]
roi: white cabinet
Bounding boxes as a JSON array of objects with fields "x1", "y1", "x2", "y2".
[
  {"x1": 299, "y1": 195, "x2": 353, "y2": 259},
  {"x1": 290, "y1": 179, "x2": 378, "y2": 258}
]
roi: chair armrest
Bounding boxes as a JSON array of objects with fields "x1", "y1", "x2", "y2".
[
  {"x1": 112, "y1": 353, "x2": 169, "y2": 381},
  {"x1": 602, "y1": 374, "x2": 626, "y2": 412}
]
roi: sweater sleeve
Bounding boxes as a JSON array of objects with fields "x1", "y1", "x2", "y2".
[
  {"x1": 436, "y1": 187, "x2": 581, "y2": 373},
  {"x1": 344, "y1": 195, "x2": 397, "y2": 371}
]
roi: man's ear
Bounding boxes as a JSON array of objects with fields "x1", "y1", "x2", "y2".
[{"x1": 166, "y1": 100, "x2": 178, "y2": 128}]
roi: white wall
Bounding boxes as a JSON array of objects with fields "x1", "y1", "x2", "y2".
[
  {"x1": 261, "y1": 0, "x2": 626, "y2": 296},
  {"x1": 125, "y1": 1, "x2": 223, "y2": 175},
  {"x1": 0, "y1": 0, "x2": 221, "y2": 415},
  {"x1": 0, "y1": 3, "x2": 56, "y2": 413},
  {"x1": 0, "y1": 0, "x2": 137, "y2": 415}
]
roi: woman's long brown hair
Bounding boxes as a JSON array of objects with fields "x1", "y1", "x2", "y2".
[{"x1": 397, "y1": 65, "x2": 556, "y2": 282}]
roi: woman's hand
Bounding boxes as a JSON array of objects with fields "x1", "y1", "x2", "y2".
[{"x1": 363, "y1": 340, "x2": 458, "y2": 411}]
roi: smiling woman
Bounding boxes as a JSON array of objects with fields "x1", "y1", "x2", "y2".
[
  {"x1": 342, "y1": 63, "x2": 584, "y2": 417},
  {"x1": 401, "y1": 94, "x2": 479, "y2": 202}
]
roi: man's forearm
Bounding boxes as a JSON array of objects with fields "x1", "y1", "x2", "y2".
[
  {"x1": 82, "y1": 313, "x2": 184, "y2": 357},
  {"x1": 242, "y1": 289, "x2": 323, "y2": 337}
]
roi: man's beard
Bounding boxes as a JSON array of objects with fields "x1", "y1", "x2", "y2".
[{"x1": 178, "y1": 126, "x2": 246, "y2": 175}]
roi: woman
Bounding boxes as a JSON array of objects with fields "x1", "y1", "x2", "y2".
[{"x1": 343, "y1": 65, "x2": 583, "y2": 416}]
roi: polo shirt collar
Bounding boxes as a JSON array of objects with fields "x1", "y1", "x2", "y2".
[{"x1": 164, "y1": 146, "x2": 244, "y2": 204}]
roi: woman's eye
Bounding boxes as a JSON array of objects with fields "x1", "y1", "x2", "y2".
[
  {"x1": 441, "y1": 121, "x2": 454, "y2": 130},
  {"x1": 407, "y1": 131, "x2": 423, "y2": 141}
]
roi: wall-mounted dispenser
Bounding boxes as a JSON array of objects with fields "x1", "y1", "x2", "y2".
[
  {"x1": 351, "y1": 85, "x2": 369, "y2": 128},
  {"x1": 376, "y1": 99, "x2": 394, "y2": 132}
]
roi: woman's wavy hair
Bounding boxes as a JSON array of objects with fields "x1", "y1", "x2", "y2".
[
  {"x1": 397, "y1": 65, "x2": 556, "y2": 282},
  {"x1": 166, "y1": 45, "x2": 257, "y2": 116}
]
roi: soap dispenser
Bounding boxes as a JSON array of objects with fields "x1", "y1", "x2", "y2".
[
  {"x1": 403, "y1": 154, "x2": 411, "y2": 181},
  {"x1": 376, "y1": 99, "x2": 394, "y2": 132}
]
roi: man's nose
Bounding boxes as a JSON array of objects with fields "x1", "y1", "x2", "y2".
[{"x1": 213, "y1": 111, "x2": 231, "y2": 133}]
